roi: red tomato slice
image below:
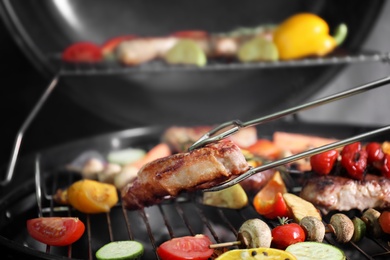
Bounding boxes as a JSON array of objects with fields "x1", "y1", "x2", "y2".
[
  {"x1": 101, "y1": 35, "x2": 137, "y2": 56},
  {"x1": 27, "y1": 217, "x2": 85, "y2": 246},
  {"x1": 157, "y1": 235, "x2": 214, "y2": 260},
  {"x1": 62, "y1": 42, "x2": 102, "y2": 63}
]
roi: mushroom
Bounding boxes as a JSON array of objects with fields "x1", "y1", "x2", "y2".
[
  {"x1": 361, "y1": 208, "x2": 383, "y2": 238},
  {"x1": 209, "y1": 218, "x2": 272, "y2": 249},
  {"x1": 81, "y1": 158, "x2": 104, "y2": 179},
  {"x1": 300, "y1": 216, "x2": 326, "y2": 242},
  {"x1": 237, "y1": 218, "x2": 272, "y2": 248},
  {"x1": 328, "y1": 213, "x2": 354, "y2": 243}
]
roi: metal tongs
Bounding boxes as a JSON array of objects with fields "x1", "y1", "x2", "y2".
[{"x1": 189, "y1": 76, "x2": 390, "y2": 192}]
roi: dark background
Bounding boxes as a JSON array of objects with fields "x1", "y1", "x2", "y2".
[{"x1": 0, "y1": 19, "x2": 121, "y2": 170}]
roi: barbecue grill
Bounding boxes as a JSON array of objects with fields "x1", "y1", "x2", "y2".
[
  {"x1": 1, "y1": 122, "x2": 390, "y2": 260},
  {"x1": 1, "y1": 0, "x2": 390, "y2": 259}
]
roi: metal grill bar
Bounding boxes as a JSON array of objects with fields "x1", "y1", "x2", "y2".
[
  {"x1": 32, "y1": 157, "x2": 390, "y2": 260},
  {"x1": 54, "y1": 52, "x2": 390, "y2": 76}
]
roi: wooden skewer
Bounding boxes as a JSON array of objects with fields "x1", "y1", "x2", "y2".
[{"x1": 209, "y1": 241, "x2": 241, "y2": 249}]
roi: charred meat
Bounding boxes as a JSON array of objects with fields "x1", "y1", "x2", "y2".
[
  {"x1": 300, "y1": 174, "x2": 390, "y2": 214},
  {"x1": 121, "y1": 140, "x2": 250, "y2": 210}
]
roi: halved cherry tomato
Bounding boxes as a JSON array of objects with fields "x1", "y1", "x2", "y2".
[
  {"x1": 67, "y1": 179, "x2": 118, "y2": 214},
  {"x1": 101, "y1": 35, "x2": 137, "y2": 58},
  {"x1": 253, "y1": 172, "x2": 288, "y2": 219},
  {"x1": 310, "y1": 150, "x2": 339, "y2": 175},
  {"x1": 157, "y1": 235, "x2": 214, "y2": 260},
  {"x1": 271, "y1": 219, "x2": 306, "y2": 250},
  {"x1": 247, "y1": 139, "x2": 282, "y2": 160},
  {"x1": 365, "y1": 142, "x2": 385, "y2": 164},
  {"x1": 62, "y1": 42, "x2": 102, "y2": 63},
  {"x1": 27, "y1": 217, "x2": 85, "y2": 246},
  {"x1": 171, "y1": 30, "x2": 208, "y2": 39},
  {"x1": 379, "y1": 211, "x2": 390, "y2": 234}
]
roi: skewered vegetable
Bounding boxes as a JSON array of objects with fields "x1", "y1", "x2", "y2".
[
  {"x1": 271, "y1": 217, "x2": 306, "y2": 250},
  {"x1": 286, "y1": 242, "x2": 346, "y2": 260},
  {"x1": 378, "y1": 210, "x2": 390, "y2": 234},
  {"x1": 203, "y1": 184, "x2": 248, "y2": 209},
  {"x1": 361, "y1": 208, "x2": 383, "y2": 238},
  {"x1": 299, "y1": 216, "x2": 325, "y2": 242},
  {"x1": 237, "y1": 218, "x2": 272, "y2": 248},
  {"x1": 351, "y1": 217, "x2": 366, "y2": 242},
  {"x1": 328, "y1": 213, "x2": 354, "y2": 243}
]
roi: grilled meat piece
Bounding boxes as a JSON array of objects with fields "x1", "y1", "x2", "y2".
[
  {"x1": 161, "y1": 126, "x2": 257, "y2": 153},
  {"x1": 121, "y1": 140, "x2": 250, "y2": 210},
  {"x1": 300, "y1": 174, "x2": 390, "y2": 214},
  {"x1": 239, "y1": 169, "x2": 276, "y2": 194}
]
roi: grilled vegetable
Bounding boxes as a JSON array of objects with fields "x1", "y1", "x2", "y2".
[
  {"x1": 107, "y1": 148, "x2": 146, "y2": 166},
  {"x1": 282, "y1": 193, "x2": 322, "y2": 222},
  {"x1": 379, "y1": 210, "x2": 390, "y2": 234},
  {"x1": 286, "y1": 242, "x2": 346, "y2": 260},
  {"x1": 253, "y1": 171, "x2": 289, "y2": 219},
  {"x1": 351, "y1": 217, "x2": 366, "y2": 242},
  {"x1": 27, "y1": 217, "x2": 85, "y2": 246},
  {"x1": 237, "y1": 218, "x2": 272, "y2": 248},
  {"x1": 361, "y1": 208, "x2": 383, "y2": 238},
  {"x1": 273, "y1": 13, "x2": 347, "y2": 60},
  {"x1": 309, "y1": 150, "x2": 339, "y2": 175},
  {"x1": 62, "y1": 42, "x2": 103, "y2": 63},
  {"x1": 237, "y1": 37, "x2": 278, "y2": 62},
  {"x1": 216, "y1": 248, "x2": 297, "y2": 260},
  {"x1": 67, "y1": 179, "x2": 118, "y2": 214},
  {"x1": 157, "y1": 235, "x2": 214, "y2": 260},
  {"x1": 203, "y1": 184, "x2": 248, "y2": 209},
  {"x1": 246, "y1": 139, "x2": 282, "y2": 160},
  {"x1": 96, "y1": 240, "x2": 144, "y2": 260},
  {"x1": 340, "y1": 145, "x2": 368, "y2": 180},
  {"x1": 271, "y1": 217, "x2": 306, "y2": 250},
  {"x1": 164, "y1": 39, "x2": 207, "y2": 67},
  {"x1": 102, "y1": 35, "x2": 137, "y2": 60},
  {"x1": 299, "y1": 216, "x2": 325, "y2": 242},
  {"x1": 328, "y1": 213, "x2": 354, "y2": 243}
]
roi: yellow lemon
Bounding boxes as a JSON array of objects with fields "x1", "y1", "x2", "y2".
[{"x1": 216, "y1": 248, "x2": 297, "y2": 260}]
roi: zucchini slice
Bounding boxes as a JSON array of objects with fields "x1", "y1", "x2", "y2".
[
  {"x1": 286, "y1": 242, "x2": 346, "y2": 260},
  {"x1": 96, "y1": 240, "x2": 144, "y2": 260}
]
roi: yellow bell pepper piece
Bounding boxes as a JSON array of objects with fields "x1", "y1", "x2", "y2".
[
  {"x1": 67, "y1": 179, "x2": 118, "y2": 214},
  {"x1": 273, "y1": 13, "x2": 342, "y2": 60}
]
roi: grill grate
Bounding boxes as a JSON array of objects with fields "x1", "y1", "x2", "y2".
[
  {"x1": 30, "y1": 163, "x2": 390, "y2": 260},
  {"x1": 48, "y1": 51, "x2": 390, "y2": 76}
]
